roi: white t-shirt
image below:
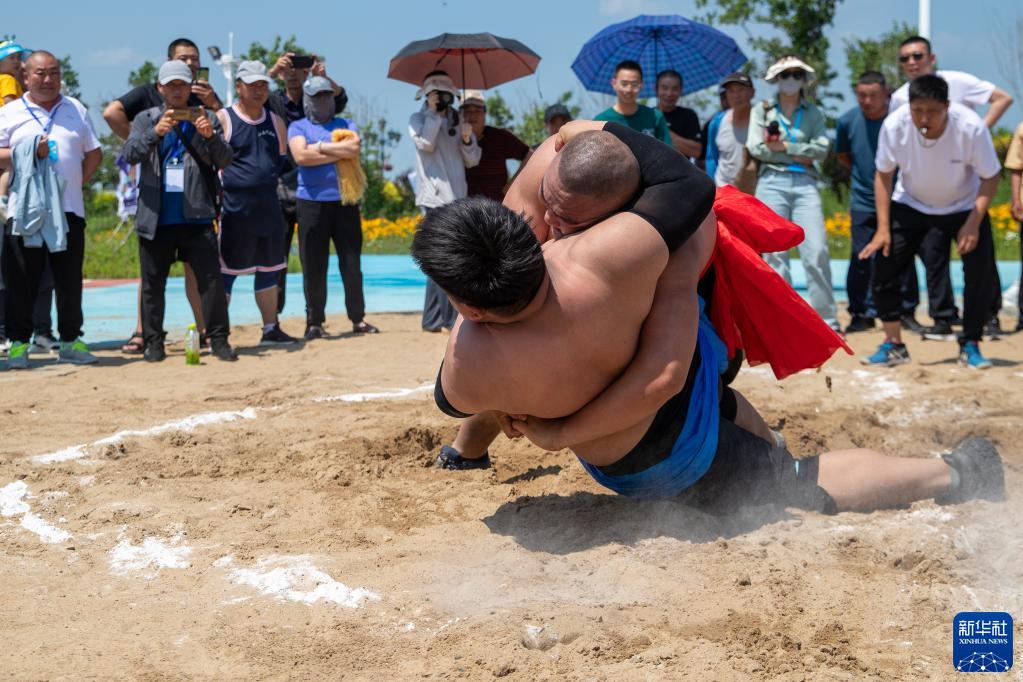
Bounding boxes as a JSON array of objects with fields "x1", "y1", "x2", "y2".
[
  {"x1": 713, "y1": 110, "x2": 749, "y2": 187},
  {"x1": 0, "y1": 94, "x2": 100, "y2": 218},
  {"x1": 875, "y1": 102, "x2": 1001, "y2": 215},
  {"x1": 889, "y1": 70, "x2": 995, "y2": 112}
]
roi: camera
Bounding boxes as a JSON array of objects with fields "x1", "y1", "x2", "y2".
[
  {"x1": 290, "y1": 54, "x2": 315, "y2": 69},
  {"x1": 433, "y1": 90, "x2": 454, "y2": 112},
  {"x1": 169, "y1": 107, "x2": 203, "y2": 122},
  {"x1": 766, "y1": 121, "x2": 781, "y2": 141}
]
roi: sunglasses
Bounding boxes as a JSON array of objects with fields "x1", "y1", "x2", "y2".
[
  {"x1": 899, "y1": 51, "x2": 928, "y2": 63},
  {"x1": 778, "y1": 71, "x2": 805, "y2": 81}
]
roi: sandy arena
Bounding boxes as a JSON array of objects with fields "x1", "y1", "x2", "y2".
[{"x1": 1, "y1": 311, "x2": 1021, "y2": 680}]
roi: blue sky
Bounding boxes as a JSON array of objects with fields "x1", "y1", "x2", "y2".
[{"x1": 6, "y1": 0, "x2": 1021, "y2": 174}]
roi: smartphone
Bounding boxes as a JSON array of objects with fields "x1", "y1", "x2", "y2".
[
  {"x1": 290, "y1": 54, "x2": 315, "y2": 69},
  {"x1": 196, "y1": 66, "x2": 210, "y2": 82},
  {"x1": 170, "y1": 107, "x2": 202, "y2": 122}
]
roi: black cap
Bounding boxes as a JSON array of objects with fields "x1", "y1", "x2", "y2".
[
  {"x1": 720, "y1": 72, "x2": 753, "y2": 88},
  {"x1": 544, "y1": 103, "x2": 572, "y2": 124}
]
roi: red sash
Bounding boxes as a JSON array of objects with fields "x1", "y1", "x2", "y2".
[{"x1": 708, "y1": 185, "x2": 852, "y2": 379}]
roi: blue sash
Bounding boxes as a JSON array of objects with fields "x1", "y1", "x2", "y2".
[{"x1": 579, "y1": 299, "x2": 728, "y2": 499}]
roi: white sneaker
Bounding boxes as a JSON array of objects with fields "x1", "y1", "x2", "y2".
[
  {"x1": 58, "y1": 338, "x2": 98, "y2": 365},
  {"x1": 31, "y1": 332, "x2": 60, "y2": 354},
  {"x1": 0, "y1": 335, "x2": 10, "y2": 358}
]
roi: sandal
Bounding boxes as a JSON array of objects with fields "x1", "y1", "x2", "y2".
[
  {"x1": 353, "y1": 321, "x2": 380, "y2": 334},
  {"x1": 435, "y1": 445, "x2": 491, "y2": 470},
  {"x1": 121, "y1": 333, "x2": 145, "y2": 354}
]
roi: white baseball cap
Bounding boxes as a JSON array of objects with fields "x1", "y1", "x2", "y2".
[
  {"x1": 764, "y1": 56, "x2": 816, "y2": 83},
  {"x1": 236, "y1": 60, "x2": 271, "y2": 84}
]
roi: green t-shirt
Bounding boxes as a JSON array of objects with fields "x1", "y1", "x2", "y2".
[{"x1": 594, "y1": 104, "x2": 672, "y2": 145}]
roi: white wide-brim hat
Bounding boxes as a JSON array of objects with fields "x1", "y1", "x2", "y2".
[
  {"x1": 764, "y1": 56, "x2": 816, "y2": 83},
  {"x1": 415, "y1": 74, "x2": 459, "y2": 100}
]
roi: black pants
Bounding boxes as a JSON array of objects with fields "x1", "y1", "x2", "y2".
[
  {"x1": 874, "y1": 203, "x2": 996, "y2": 343},
  {"x1": 917, "y1": 225, "x2": 960, "y2": 321},
  {"x1": 0, "y1": 250, "x2": 54, "y2": 337},
  {"x1": 420, "y1": 207, "x2": 458, "y2": 331},
  {"x1": 276, "y1": 199, "x2": 297, "y2": 314},
  {"x1": 847, "y1": 210, "x2": 919, "y2": 317},
  {"x1": 295, "y1": 199, "x2": 366, "y2": 326},
  {"x1": 2, "y1": 213, "x2": 84, "y2": 343},
  {"x1": 139, "y1": 223, "x2": 230, "y2": 346}
]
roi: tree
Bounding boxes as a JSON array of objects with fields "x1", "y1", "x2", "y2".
[
  {"x1": 58, "y1": 56, "x2": 81, "y2": 99},
  {"x1": 695, "y1": 0, "x2": 843, "y2": 105},
  {"x1": 484, "y1": 91, "x2": 515, "y2": 128},
  {"x1": 844, "y1": 22, "x2": 916, "y2": 91},
  {"x1": 243, "y1": 35, "x2": 308, "y2": 83},
  {"x1": 348, "y1": 98, "x2": 416, "y2": 220},
  {"x1": 128, "y1": 61, "x2": 159, "y2": 88},
  {"x1": 514, "y1": 91, "x2": 582, "y2": 148}
]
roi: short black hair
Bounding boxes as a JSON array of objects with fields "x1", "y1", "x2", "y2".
[
  {"x1": 167, "y1": 38, "x2": 198, "y2": 59},
  {"x1": 614, "y1": 60, "x2": 642, "y2": 78},
  {"x1": 908, "y1": 74, "x2": 948, "y2": 103},
  {"x1": 411, "y1": 197, "x2": 546, "y2": 314},
  {"x1": 857, "y1": 70, "x2": 886, "y2": 88},
  {"x1": 656, "y1": 69, "x2": 682, "y2": 87},
  {"x1": 558, "y1": 130, "x2": 639, "y2": 201},
  {"x1": 900, "y1": 35, "x2": 931, "y2": 53}
]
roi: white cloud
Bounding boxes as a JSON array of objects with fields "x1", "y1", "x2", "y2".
[
  {"x1": 86, "y1": 47, "x2": 145, "y2": 67},
  {"x1": 598, "y1": 0, "x2": 673, "y2": 16}
]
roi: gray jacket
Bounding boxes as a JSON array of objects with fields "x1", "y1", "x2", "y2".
[
  {"x1": 121, "y1": 106, "x2": 233, "y2": 239},
  {"x1": 10, "y1": 135, "x2": 68, "y2": 251}
]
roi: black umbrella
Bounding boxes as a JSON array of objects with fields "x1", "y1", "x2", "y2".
[{"x1": 388, "y1": 33, "x2": 541, "y2": 90}]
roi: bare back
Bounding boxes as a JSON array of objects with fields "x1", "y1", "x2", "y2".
[{"x1": 441, "y1": 206, "x2": 668, "y2": 419}]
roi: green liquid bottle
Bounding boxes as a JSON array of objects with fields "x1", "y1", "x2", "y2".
[{"x1": 185, "y1": 323, "x2": 201, "y2": 366}]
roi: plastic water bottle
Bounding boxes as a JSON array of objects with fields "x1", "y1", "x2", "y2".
[{"x1": 185, "y1": 324, "x2": 200, "y2": 365}]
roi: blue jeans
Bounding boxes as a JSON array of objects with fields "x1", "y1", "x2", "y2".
[
  {"x1": 755, "y1": 170, "x2": 837, "y2": 327},
  {"x1": 848, "y1": 210, "x2": 919, "y2": 318}
]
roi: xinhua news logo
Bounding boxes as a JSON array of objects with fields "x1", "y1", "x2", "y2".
[{"x1": 952, "y1": 612, "x2": 1013, "y2": 673}]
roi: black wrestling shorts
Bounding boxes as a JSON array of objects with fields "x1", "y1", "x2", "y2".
[{"x1": 676, "y1": 420, "x2": 837, "y2": 515}]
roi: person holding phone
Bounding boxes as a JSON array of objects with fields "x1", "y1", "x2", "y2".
[
  {"x1": 121, "y1": 60, "x2": 236, "y2": 363},
  {"x1": 266, "y1": 51, "x2": 348, "y2": 316},
  {"x1": 103, "y1": 37, "x2": 222, "y2": 355},
  {"x1": 746, "y1": 55, "x2": 838, "y2": 333}
]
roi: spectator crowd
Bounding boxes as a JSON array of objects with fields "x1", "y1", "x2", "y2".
[{"x1": 1, "y1": 32, "x2": 1022, "y2": 372}]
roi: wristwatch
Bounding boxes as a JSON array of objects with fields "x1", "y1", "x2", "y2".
[{"x1": 316, "y1": 141, "x2": 323, "y2": 153}]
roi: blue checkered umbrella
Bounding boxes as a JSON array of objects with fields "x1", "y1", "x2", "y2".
[{"x1": 572, "y1": 15, "x2": 747, "y2": 97}]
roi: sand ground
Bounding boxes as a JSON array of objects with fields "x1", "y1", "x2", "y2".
[{"x1": 1, "y1": 312, "x2": 1021, "y2": 681}]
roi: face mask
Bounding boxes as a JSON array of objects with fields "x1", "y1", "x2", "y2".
[
  {"x1": 303, "y1": 92, "x2": 335, "y2": 124},
  {"x1": 777, "y1": 78, "x2": 803, "y2": 96}
]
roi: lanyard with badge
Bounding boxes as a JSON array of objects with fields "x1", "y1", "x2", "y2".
[
  {"x1": 776, "y1": 106, "x2": 806, "y2": 173},
  {"x1": 22, "y1": 95, "x2": 63, "y2": 163},
  {"x1": 164, "y1": 126, "x2": 187, "y2": 193}
]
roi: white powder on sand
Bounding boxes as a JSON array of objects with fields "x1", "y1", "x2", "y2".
[
  {"x1": 314, "y1": 384, "x2": 433, "y2": 403},
  {"x1": 852, "y1": 369, "x2": 903, "y2": 400},
  {"x1": 108, "y1": 533, "x2": 192, "y2": 579},
  {"x1": 2, "y1": 481, "x2": 73, "y2": 544},
  {"x1": 224, "y1": 555, "x2": 380, "y2": 607},
  {"x1": 33, "y1": 408, "x2": 259, "y2": 464}
]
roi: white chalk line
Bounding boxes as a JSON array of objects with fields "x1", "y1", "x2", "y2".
[
  {"x1": 108, "y1": 531, "x2": 192, "y2": 579},
  {"x1": 32, "y1": 408, "x2": 259, "y2": 464},
  {"x1": 31, "y1": 384, "x2": 435, "y2": 465}
]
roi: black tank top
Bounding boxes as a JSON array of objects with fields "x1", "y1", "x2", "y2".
[{"x1": 222, "y1": 106, "x2": 282, "y2": 192}]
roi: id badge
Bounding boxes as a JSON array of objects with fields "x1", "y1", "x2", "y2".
[
  {"x1": 165, "y1": 165, "x2": 185, "y2": 192},
  {"x1": 47, "y1": 139, "x2": 59, "y2": 164}
]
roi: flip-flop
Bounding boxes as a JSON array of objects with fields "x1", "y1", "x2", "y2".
[{"x1": 121, "y1": 334, "x2": 145, "y2": 354}]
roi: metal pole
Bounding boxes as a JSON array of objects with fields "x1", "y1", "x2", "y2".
[{"x1": 919, "y1": 0, "x2": 931, "y2": 39}]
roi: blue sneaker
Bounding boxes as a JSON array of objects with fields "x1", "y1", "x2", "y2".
[
  {"x1": 958, "y1": 342, "x2": 992, "y2": 370},
  {"x1": 860, "y1": 341, "x2": 910, "y2": 367}
]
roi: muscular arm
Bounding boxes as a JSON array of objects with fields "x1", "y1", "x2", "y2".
[{"x1": 535, "y1": 213, "x2": 715, "y2": 449}]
